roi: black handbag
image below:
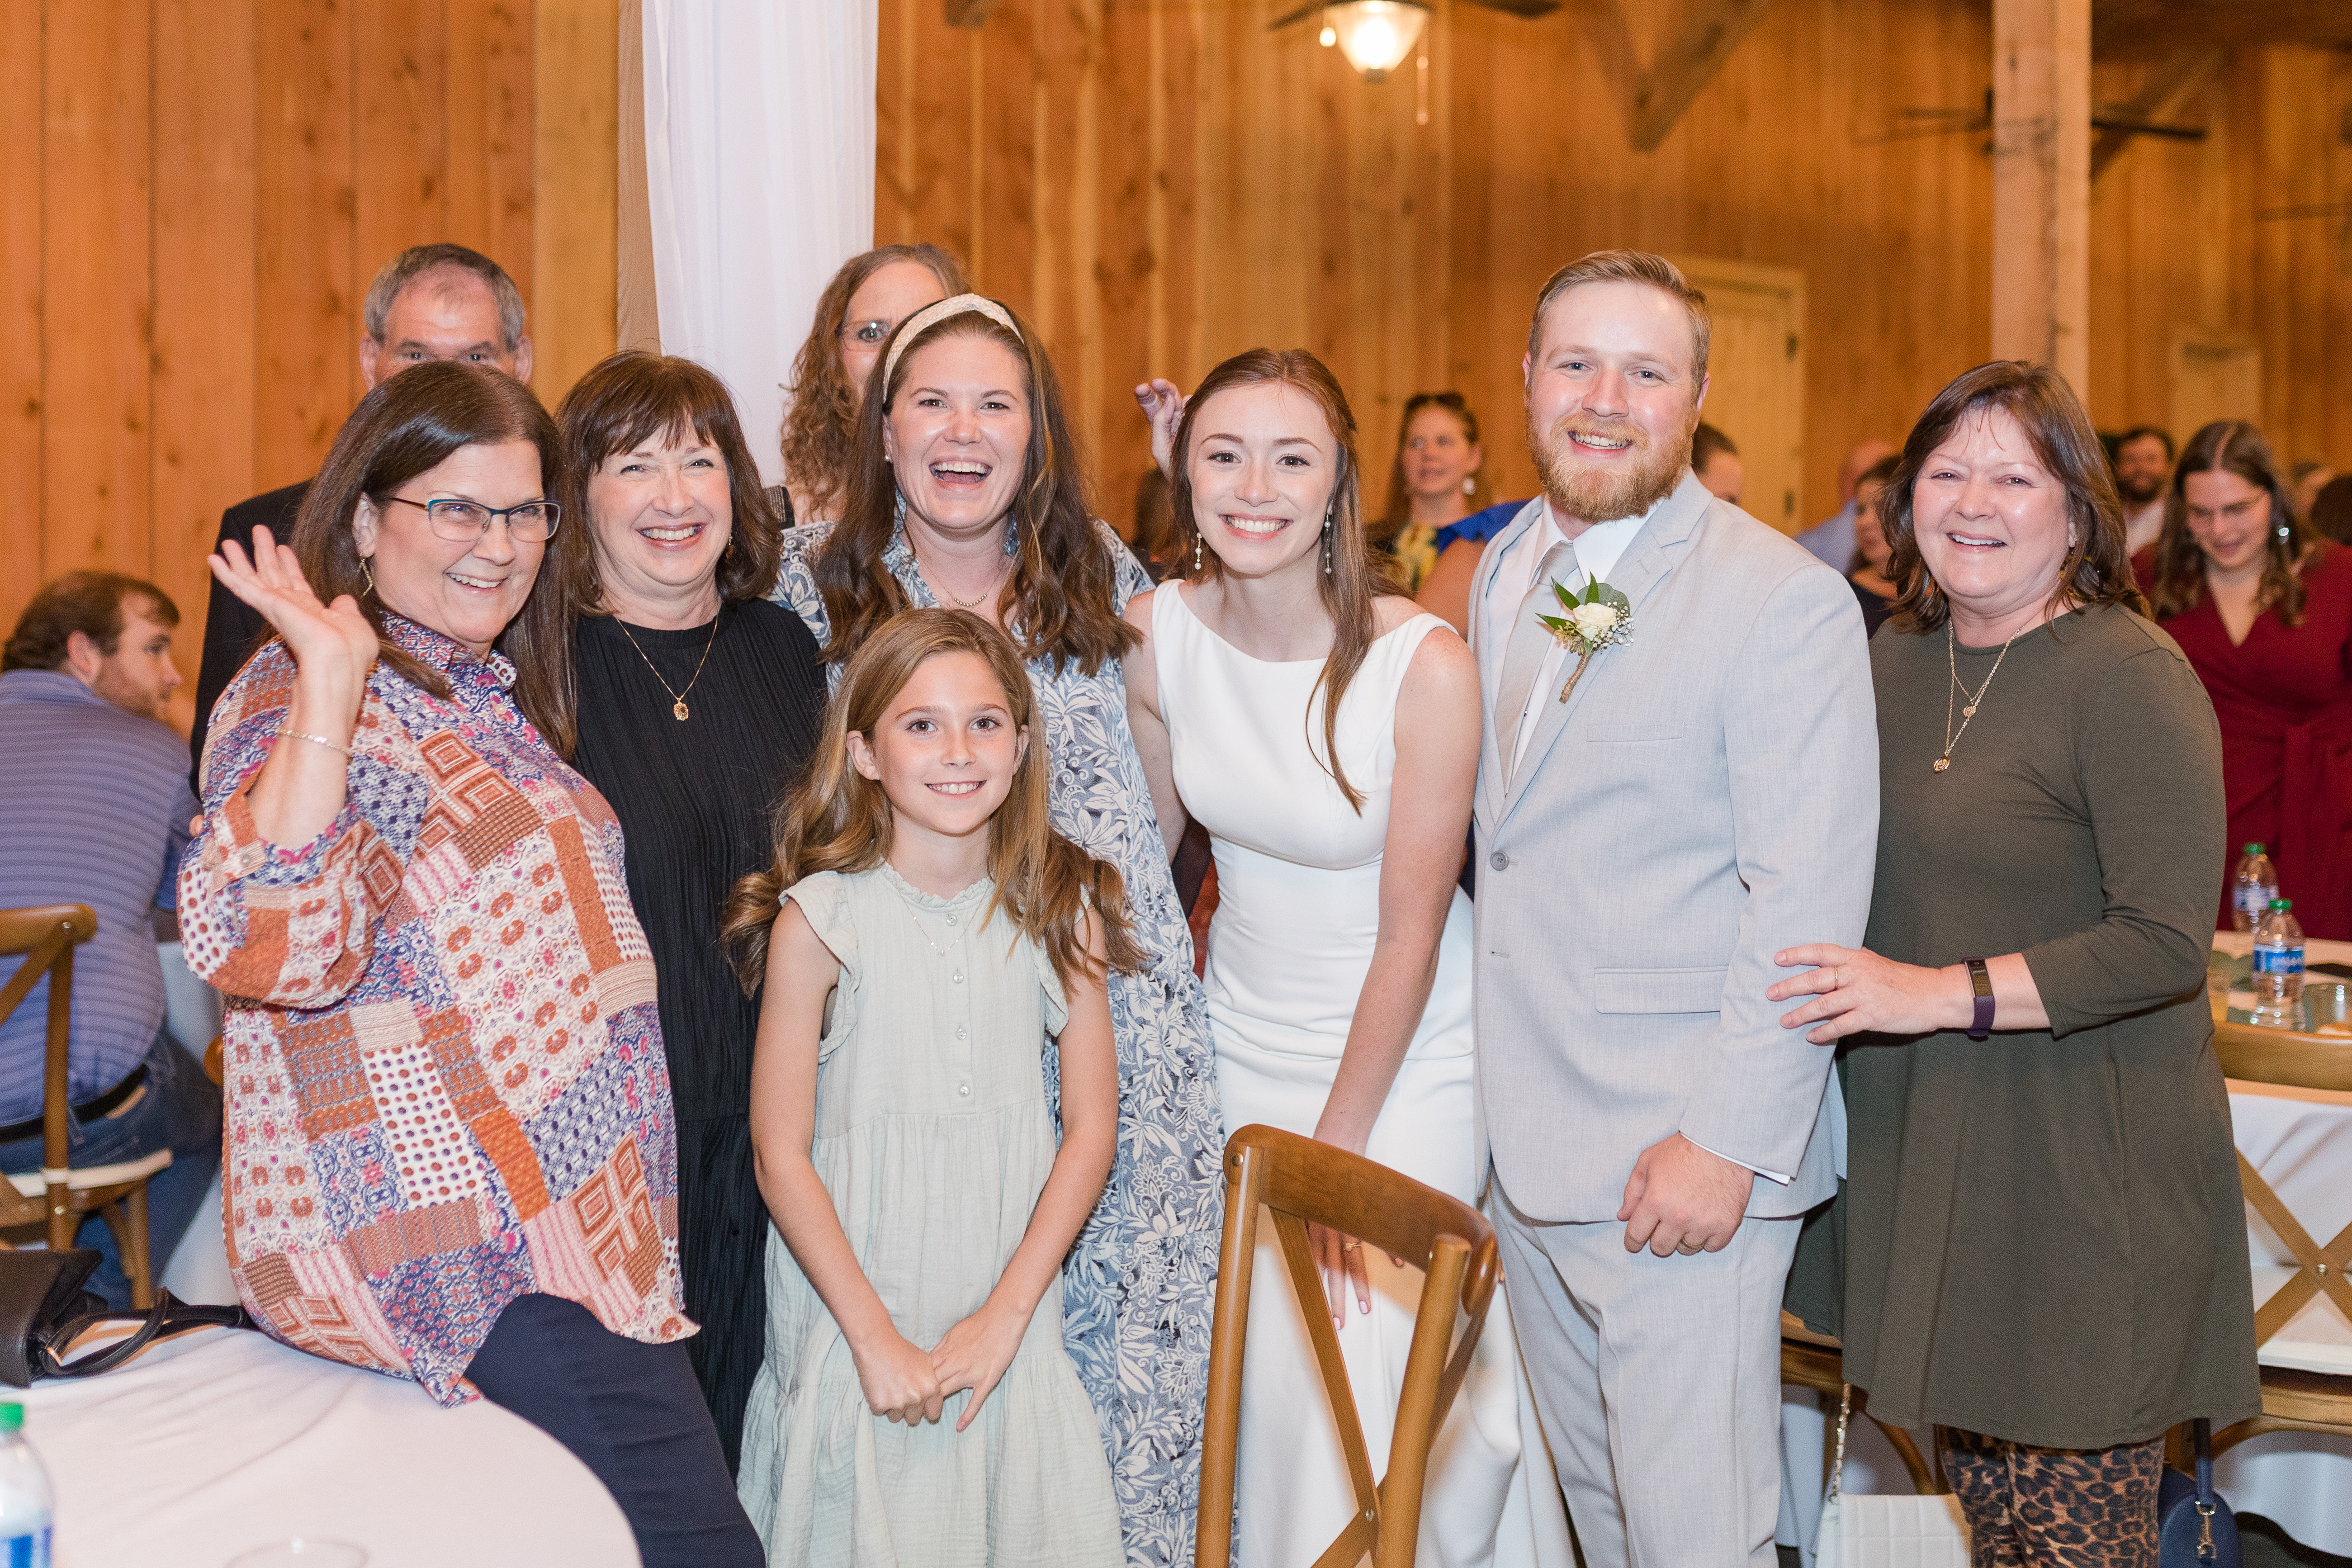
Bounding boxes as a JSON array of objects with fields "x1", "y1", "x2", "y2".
[
  {"x1": 0, "y1": 1249, "x2": 252, "y2": 1388},
  {"x1": 2157, "y1": 1418, "x2": 2241, "y2": 1567}
]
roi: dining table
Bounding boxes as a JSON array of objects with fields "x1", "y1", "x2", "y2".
[{"x1": 1776, "y1": 933, "x2": 2352, "y2": 1563}]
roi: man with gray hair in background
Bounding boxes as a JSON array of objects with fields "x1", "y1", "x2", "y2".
[{"x1": 187, "y1": 243, "x2": 532, "y2": 779}]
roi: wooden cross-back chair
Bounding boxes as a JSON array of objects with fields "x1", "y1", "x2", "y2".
[
  {"x1": 2206, "y1": 1016, "x2": 2352, "y2": 1454},
  {"x1": 0, "y1": 905, "x2": 172, "y2": 1307},
  {"x1": 1196, "y1": 1124, "x2": 1499, "y2": 1568},
  {"x1": 1777, "y1": 1317, "x2": 1944, "y2": 1494}
]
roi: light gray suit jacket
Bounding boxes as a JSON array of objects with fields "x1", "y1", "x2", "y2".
[{"x1": 1471, "y1": 473, "x2": 1878, "y2": 1222}]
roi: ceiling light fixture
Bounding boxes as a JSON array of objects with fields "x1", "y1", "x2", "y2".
[{"x1": 1317, "y1": 1, "x2": 1428, "y2": 82}]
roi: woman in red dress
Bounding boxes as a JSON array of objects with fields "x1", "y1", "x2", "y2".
[{"x1": 2137, "y1": 420, "x2": 2352, "y2": 938}]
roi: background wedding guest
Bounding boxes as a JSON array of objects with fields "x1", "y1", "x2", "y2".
[
  {"x1": 771, "y1": 294, "x2": 1222, "y2": 1563},
  {"x1": 0, "y1": 573, "x2": 221, "y2": 1308},
  {"x1": 549, "y1": 352, "x2": 827, "y2": 1470},
  {"x1": 2308, "y1": 473, "x2": 2352, "y2": 547},
  {"x1": 1775, "y1": 361, "x2": 2258, "y2": 1566},
  {"x1": 1376, "y1": 391, "x2": 1488, "y2": 592},
  {"x1": 2111, "y1": 422, "x2": 2174, "y2": 555},
  {"x1": 182, "y1": 362, "x2": 760, "y2": 1567},
  {"x1": 1846, "y1": 453, "x2": 1900, "y2": 635},
  {"x1": 774, "y1": 243, "x2": 968, "y2": 528},
  {"x1": 2139, "y1": 420, "x2": 2352, "y2": 938},
  {"x1": 1795, "y1": 437, "x2": 1901, "y2": 568},
  {"x1": 1692, "y1": 422, "x2": 1742, "y2": 504},
  {"x1": 1121, "y1": 349, "x2": 1569, "y2": 1567},
  {"x1": 1476, "y1": 251, "x2": 1876, "y2": 1567},
  {"x1": 189, "y1": 244, "x2": 532, "y2": 782}
]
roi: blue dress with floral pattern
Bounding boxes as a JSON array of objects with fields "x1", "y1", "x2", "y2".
[{"x1": 771, "y1": 520, "x2": 1224, "y2": 1567}]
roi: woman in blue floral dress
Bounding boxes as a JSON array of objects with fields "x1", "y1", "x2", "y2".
[{"x1": 766, "y1": 294, "x2": 1223, "y2": 1567}]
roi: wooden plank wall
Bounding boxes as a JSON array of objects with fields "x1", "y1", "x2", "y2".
[
  {"x1": 2, "y1": 0, "x2": 620, "y2": 738},
  {"x1": 876, "y1": 0, "x2": 2352, "y2": 536}
]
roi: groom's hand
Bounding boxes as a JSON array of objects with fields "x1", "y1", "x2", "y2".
[{"x1": 1618, "y1": 1134, "x2": 1753, "y2": 1257}]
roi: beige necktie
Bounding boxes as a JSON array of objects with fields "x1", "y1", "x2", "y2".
[{"x1": 1496, "y1": 539, "x2": 1578, "y2": 786}]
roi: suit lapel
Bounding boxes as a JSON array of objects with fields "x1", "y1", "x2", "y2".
[
  {"x1": 1473, "y1": 500, "x2": 1547, "y2": 828},
  {"x1": 1499, "y1": 474, "x2": 1714, "y2": 829}
]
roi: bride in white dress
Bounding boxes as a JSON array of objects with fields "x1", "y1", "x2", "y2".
[{"x1": 1123, "y1": 351, "x2": 1573, "y2": 1568}]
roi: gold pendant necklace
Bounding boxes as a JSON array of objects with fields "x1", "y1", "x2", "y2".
[
  {"x1": 916, "y1": 549, "x2": 1010, "y2": 612},
  {"x1": 1936, "y1": 621, "x2": 2021, "y2": 773},
  {"x1": 615, "y1": 611, "x2": 720, "y2": 722}
]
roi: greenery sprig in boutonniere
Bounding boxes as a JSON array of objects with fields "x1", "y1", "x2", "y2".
[{"x1": 1538, "y1": 578, "x2": 1635, "y2": 704}]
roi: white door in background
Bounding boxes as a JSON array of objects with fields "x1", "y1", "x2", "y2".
[{"x1": 1671, "y1": 256, "x2": 1809, "y2": 534}]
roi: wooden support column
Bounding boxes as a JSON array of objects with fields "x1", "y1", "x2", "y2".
[{"x1": 1990, "y1": 0, "x2": 2090, "y2": 390}]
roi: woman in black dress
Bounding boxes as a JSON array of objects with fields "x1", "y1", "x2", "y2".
[{"x1": 545, "y1": 351, "x2": 826, "y2": 1469}]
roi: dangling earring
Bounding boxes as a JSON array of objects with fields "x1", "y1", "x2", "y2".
[
  {"x1": 1461, "y1": 475, "x2": 1476, "y2": 497},
  {"x1": 361, "y1": 557, "x2": 377, "y2": 597},
  {"x1": 1323, "y1": 509, "x2": 1335, "y2": 577},
  {"x1": 1192, "y1": 530, "x2": 1203, "y2": 574}
]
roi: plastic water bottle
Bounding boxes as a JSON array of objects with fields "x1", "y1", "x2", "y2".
[
  {"x1": 2252, "y1": 898, "x2": 2305, "y2": 1029},
  {"x1": 0, "y1": 1404, "x2": 53, "y2": 1568},
  {"x1": 2230, "y1": 843, "x2": 2279, "y2": 933}
]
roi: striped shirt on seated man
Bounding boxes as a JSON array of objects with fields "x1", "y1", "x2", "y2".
[{"x1": 0, "y1": 572, "x2": 221, "y2": 1307}]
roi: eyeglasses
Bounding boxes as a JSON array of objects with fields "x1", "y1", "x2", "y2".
[
  {"x1": 383, "y1": 495, "x2": 561, "y2": 544},
  {"x1": 840, "y1": 318, "x2": 895, "y2": 346}
]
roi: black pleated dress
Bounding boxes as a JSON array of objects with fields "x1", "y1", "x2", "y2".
[{"x1": 570, "y1": 599, "x2": 826, "y2": 1471}]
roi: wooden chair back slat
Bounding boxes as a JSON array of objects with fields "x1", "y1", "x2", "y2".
[{"x1": 1195, "y1": 1124, "x2": 1499, "y2": 1568}]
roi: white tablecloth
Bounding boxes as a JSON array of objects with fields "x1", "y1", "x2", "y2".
[
  {"x1": 1778, "y1": 935, "x2": 2352, "y2": 1561},
  {"x1": 17, "y1": 1327, "x2": 638, "y2": 1568}
]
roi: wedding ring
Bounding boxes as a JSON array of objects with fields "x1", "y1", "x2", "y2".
[
  {"x1": 1827, "y1": 966, "x2": 1842, "y2": 991},
  {"x1": 1341, "y1": 1241, "x2": 1363, "y2": 1253}
]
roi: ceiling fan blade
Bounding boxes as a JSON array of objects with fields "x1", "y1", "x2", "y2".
[
  {"x1": 1460, "y1": 0, "x2": 1562, "y2": 14},
  {"x1": 1265, "y1": 0, "x2": 1323, "y2": 28}
]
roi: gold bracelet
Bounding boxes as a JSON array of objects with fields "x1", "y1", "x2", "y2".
[{"x1": 275, "y1": 727, "x2": 354, "y2": 759}]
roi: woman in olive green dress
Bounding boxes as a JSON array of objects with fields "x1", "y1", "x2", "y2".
[{"x1": 1770, "y1": 361, "x2": 2259, "y2": 1567}]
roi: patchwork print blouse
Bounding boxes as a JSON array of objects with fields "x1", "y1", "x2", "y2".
[{"x1": 179, "y1": 615, "x2": 689, "y2": 1406}]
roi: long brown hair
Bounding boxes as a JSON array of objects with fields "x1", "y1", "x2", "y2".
[
  {"x1": 1880, "y1": 361, "x2": 2145, "y2": 635},
  {"x1": 2145, "y1": 420, "x2": 2317, "y2": 627},
  {"x1": 780, "y1": 244, "x2": 970, "y2": 523},
  {"x1": 292, "y1": 362, "x2": 566, "y2": 714},
  {"x1": 812, "y1": 299, "x2": 1139, "y2": 676},
  {"x1": 539, "y1": 351, "x2": 784, "y2": 755},
  {"x1": 1377, "y1": 391, "x2": 1483, "y2": 543},
  {"x1": 722, "y1": 607, "x2": 1143, "y2": 993},
  {"x1": 1169, "y1": 348, "x2": 1405, "y2": 812}
]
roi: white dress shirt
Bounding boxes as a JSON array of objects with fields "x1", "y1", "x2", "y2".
[
  {"x1": 2124, "y1": 498, "x2": 2165, "y2": 557},
  {"x1": 1480, "y1": 488, "x2": 1794, "y2": 1187}
]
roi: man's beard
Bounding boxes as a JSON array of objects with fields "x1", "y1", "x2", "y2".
[
  {"x1": 93, "y1": 668, "x2": 167, "y2": 723},
  {"x1": 2116, "y1": 474, "x2": 2163, "y2": 507},
  {"x1": 1529, "y1": 408, "x2": 1691, "y2": 525}
]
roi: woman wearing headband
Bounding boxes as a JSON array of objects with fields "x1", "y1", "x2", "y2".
[{"x1": 767, "y1": 294, "x2": 1223, "y2": 1563}]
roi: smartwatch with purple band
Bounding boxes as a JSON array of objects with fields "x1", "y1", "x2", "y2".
[{"x1": 1964, "y1": 957, "x2": 1994, "y2": 1041}]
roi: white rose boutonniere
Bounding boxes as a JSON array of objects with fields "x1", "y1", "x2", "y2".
[{"x1": 1537, "y1": 578, "x2": 1634, "y2": 704}]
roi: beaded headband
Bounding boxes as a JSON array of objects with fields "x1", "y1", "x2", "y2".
[{"x1": 880, "y1": 294, "x2": 1024, "y2": 393}]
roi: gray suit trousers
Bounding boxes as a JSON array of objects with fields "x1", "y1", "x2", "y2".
[{"x1": 1492, "y1": 1175, "x2": 1798, "y2": 1568}]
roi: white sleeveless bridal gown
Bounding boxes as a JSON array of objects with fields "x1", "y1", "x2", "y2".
[{"x1": 1151, "y1": 581, "x2": 1573, "y2": 1568}]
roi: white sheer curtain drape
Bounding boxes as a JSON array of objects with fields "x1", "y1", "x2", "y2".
[{"x1": 641, "y1": 0, "x2": 878, "y2": 488}]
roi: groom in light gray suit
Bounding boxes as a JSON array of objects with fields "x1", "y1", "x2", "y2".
[{"x1": 1471, "y1": 251, "x2": 1877, "y2": 1565}]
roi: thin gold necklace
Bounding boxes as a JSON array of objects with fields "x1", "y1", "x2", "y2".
[
  {"x1": 915, "y1": 549, "x2": 1009, "y2": 611},
  {"x1": 1936, "y1": 621, "x2": 2022, "y2": 773},
  {"x1": 890, "y1": 881, "x2": 969, "y2": 958},
  {"x1": 614, "y1": 611, "x2": 720, "y2": 722}
]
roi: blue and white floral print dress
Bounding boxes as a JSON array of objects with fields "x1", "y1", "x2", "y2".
[{"x1": 771, "y1": 520, "x2": 1224, "y2": 1567}]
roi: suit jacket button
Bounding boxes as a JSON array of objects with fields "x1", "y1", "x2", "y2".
[{"x1": 1489, "y1": 851, "x2": 1509, "y2": 871}]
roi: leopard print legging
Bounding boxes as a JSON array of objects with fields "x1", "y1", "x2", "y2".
[{"x1": 1940, "y1": 1427, "x2": 2166, "y2": 1567}]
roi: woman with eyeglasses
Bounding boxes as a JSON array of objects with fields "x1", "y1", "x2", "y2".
[
  {"x1": 540, "y1": 352, "x2": 828, "y2": 1472},
  {"x1": 775, "y1": 244, "x2": 970, "y2": 529},
  {"x1": 2137, "y1": 420, "x2": 2352, "y2": 938},
  {"x1": 182, "y1": 362, "x2": 762, "y2": 1565}
]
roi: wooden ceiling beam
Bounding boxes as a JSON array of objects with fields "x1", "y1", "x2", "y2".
[
  {"x1": 1570, "y1": 0, "x2": 1780, "y2": 155},
  {"x1": 2089, "y1": 49, "x2": 2224, "y2": 180}
]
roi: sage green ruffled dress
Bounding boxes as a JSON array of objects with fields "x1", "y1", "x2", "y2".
[{"x1": 738, "y1": 865, "x2": 1122, "y2": 1567}]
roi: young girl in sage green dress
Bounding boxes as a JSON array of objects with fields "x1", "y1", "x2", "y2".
[{"x1": 724, "y1": 608, "x2": 1136, "y2": 1567}]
